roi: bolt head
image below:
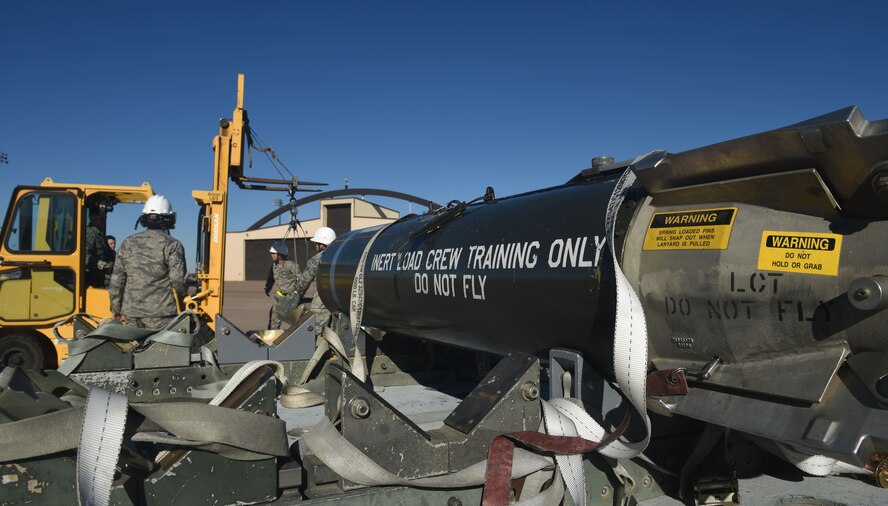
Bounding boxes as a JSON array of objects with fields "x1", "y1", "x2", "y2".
[
  {"x1": 521, "y1": 382, "x2": 540, "y2": 401},
  {"x1": 349, "y1": 397, "x2": 371, "y2": 419}
]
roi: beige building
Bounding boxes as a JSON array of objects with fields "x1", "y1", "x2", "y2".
[{"x1": 224, "y1": 197, "x2": 400, "y2": 281}]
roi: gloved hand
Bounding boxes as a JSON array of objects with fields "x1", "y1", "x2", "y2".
[
  {"x1": 265, "y1": 288, "x2": 271, "y2": 297},
  {"x1": 97, "y1": 259, "x2": 113, "y2": 270}
]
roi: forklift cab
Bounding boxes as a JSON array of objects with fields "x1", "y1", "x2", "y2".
[{"x1": 0, "y1": 179, "x2": 153, "y2": 369}]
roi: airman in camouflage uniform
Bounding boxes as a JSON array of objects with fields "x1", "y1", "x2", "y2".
[
  {"x1": 268, "y1": 241, "x2": 300, "y2": 330},
  {"x1": 109, "y1": 195, "x2": 186, "y2": 329},
  {"x1": 294, "y1": 251, "x2": 326, "y2": 326},
  {"x1": 85, "y1": 210, "x2": 113, "y2": 288},
  {"x1": 294, "y1": 227, "x2": 336, "y2": 384}
]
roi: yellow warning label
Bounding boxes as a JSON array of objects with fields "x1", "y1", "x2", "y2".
[
  {"x1": 757, "y1": 231, "x2": 842, "y2": 276},
  {"x1": 643, "y1": 208, "x2": 737, "y2": 250}
]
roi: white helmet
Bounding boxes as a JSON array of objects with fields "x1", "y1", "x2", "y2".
[
  {"x1": 269, "y1": 241, "x2": 289, "y2": 256},
  {"x1": 139, "y1": 195, "x2": 176, "y2": 229},
  {"x1": 311, "y1": 226, "x2": 336, "y2": 246},
  {"x1": 142, "y1": 195, "x2": 173, "y2": 215}
]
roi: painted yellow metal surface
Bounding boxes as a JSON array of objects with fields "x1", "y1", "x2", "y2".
[
  {"x1": 0, "y1": 74, "x2": 246, "y2": 367},
  {"x1": 187, "y1": 73, "x2": 246, "y2": 329}
]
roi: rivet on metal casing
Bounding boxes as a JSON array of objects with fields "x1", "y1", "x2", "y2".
[
  {"x1": 349, "y1": 397, "x2": 371, "y2": 419},
  {"x1": 848, "y1": 276, "x2": 888, "y2": 311},
  {"x1": 222, "y1": 327, "x2": 231, "y2": 335}
]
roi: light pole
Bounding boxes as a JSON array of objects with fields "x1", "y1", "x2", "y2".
[{"x1": 273, "y1": 198, "x2": 283, "y2": 225}]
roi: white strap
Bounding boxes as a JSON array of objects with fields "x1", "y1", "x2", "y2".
[
  {"x1": 541, "y1": 400, "x2": 586, "y2": 506},
  {"x1": 604, "y1": 166, "x2": 652, "y2": 456},
  {"x1": 515, "y1": 469, "x2": 565, "y2": 505},
  {"x1": 208, "y1": 360, "x2": 286, "y2": 407},
  {"x1": 77, "y1": 388, "x2": 128, "y2": 506},
  {"x1": 519, "y1": 467, "x2": 552, "y2": 499},
  {"x1": 280, "y1": 384, "x2": 325, "y2": 409},
  {"x1": 776, "y1": 444, "x2": 871, "y2": 476},
  {"x1": 527, "y1": 165, "x2": 650, "y2": 505},
  {"x1": 348, "y1": 223, "x2": 396, "y2": 382},
  {"x1": 158, "y1": 360, "x2": 286, "y2": 463},
  {"x1": 322, "y1": 326, "x2": 366, "y2": 382}
]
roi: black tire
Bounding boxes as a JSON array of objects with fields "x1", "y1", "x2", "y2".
[{"x1": 0, "y1": 332, "x2": 46, "y2": 370}]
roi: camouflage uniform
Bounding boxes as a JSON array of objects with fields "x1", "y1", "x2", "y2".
[
  {"x1": 268, "y1": 259, "x2": 299, "y2": 329},
  {"x1": 85, "y1": 223, "x2": 112, "y2": 288},
  {"x1": 294, "y1": 252, "x2": 329, "y2": 330},
  {"x1": 293, "y1": 251, "x2": 332, "y2": 384},
  {"x1": 273, "y1": 260, "x2": 300, "y2": 296},
  {"x1": 108, "y1": 229, "x2": 186, "y2": 329}
]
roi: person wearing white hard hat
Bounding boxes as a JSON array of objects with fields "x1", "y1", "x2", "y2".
[
  {"x1": 108, "y1": 195, "x2": 186, "y2": 329},
  {"x1": 266, "y1": 240, "x2": 300, "y2": 330},
  {"x1": 292, "y1": 226, "x2": 336, "y2": 384}
]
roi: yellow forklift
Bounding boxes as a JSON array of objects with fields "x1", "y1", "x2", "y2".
[{"x1": 0, "y1": 74, "x2": 297, "y2": 369}]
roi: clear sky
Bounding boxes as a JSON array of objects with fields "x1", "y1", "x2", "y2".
[{"x1": 2, "y1": 1, "x2": 887, "y2": 266}]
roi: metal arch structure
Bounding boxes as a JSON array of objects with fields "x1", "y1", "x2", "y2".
[{"x1": 247, "y1": 188, "x2": 442, "y2": 231}]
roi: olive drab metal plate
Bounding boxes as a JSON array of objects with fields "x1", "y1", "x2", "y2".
[
  {"x1": 757, "y1": 230, "x2": 843, "y2": 276},
  {"x1": 642, "y1": 207, "x2": 737, "y2": 250}
]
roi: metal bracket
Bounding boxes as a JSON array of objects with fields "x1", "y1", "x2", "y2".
[
  {"x1": 215, "y1": 312, "x2": 318, "y2": 364},
  {"x1": 305, "y1": 352, "x2": 542, "y2": 495},
  {"x1": 549, "y1": 347, "x2": 584, "y2": 399}
]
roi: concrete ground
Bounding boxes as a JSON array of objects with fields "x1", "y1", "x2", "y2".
[{"x1": 222, "y1": 280, "x2": 272, "y2": 334}]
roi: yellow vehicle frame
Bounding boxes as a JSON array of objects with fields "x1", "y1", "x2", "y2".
[{"x1": 0, "y1": 74, "x2": 248, "y2": 369}]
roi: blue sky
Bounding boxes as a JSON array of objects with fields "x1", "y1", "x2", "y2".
[{"x1": 2, "y1": 1, "x2": 887, "y2": 265}]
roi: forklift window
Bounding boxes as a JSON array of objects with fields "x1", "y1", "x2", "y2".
[{"x1": 6, "y1": 192, "x2": 77, "y2": 254}]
